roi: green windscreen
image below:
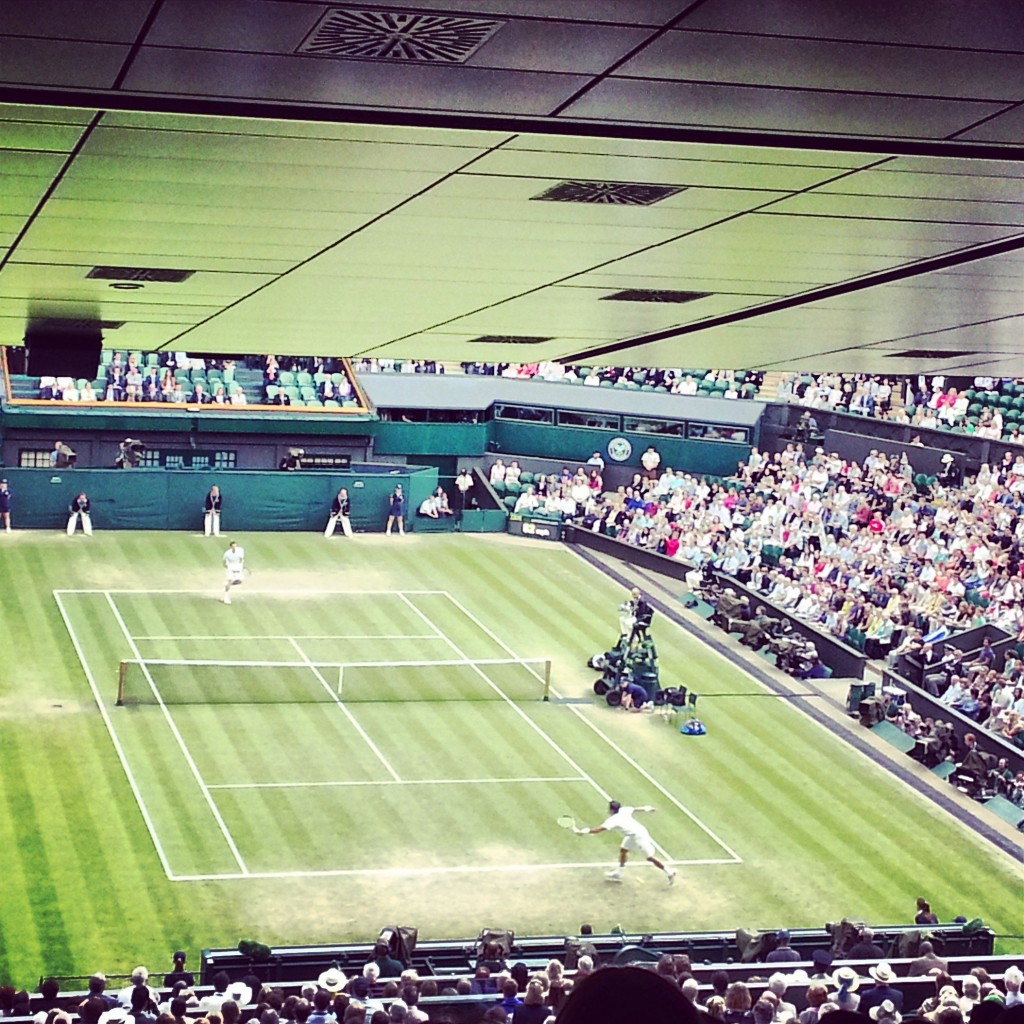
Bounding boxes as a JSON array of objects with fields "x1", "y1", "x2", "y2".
[{"x1": 117, "y1": 658, "x2": 550, "y2": 706}]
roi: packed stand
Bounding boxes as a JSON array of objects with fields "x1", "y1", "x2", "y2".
[
  {"x1": 6, "y1": 928, "x2": 1022, "y2": 1024},
  {"x1": 571, "y1": 444, "x2": 1024, "y2": 737},
  {"x1": 34, "y1": 352, "x2": 254, "y2": 406},
  {"x1": 778, "y1": 373, "x2": 1024, "y2": 444},
  {"x1": 259, "y1": 356, "x2": 358, "y2": 408}
]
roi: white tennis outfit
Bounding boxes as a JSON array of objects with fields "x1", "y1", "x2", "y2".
[
  {"x1": 223, "y1": 545, "x2": 245, "y2": 582},
  {"x1": 600, "y1": 806, "x2": 656, "y2": 858}
]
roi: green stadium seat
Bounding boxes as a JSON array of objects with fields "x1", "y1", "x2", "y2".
[
  {"x1": 491, "y1": 479, "x2": 506, "y2": 494},
  {"x1": 100, "y1": 350, "x2": 113, "y2": 366},
  {"x1": 314, "y1": 372, "x2": 327, "y2": 385},
  {"x1": 331, "y1": 372, "x2": 344, "y2": 385},
  {"x1": 146, "y1": 353, "x2": 160, "y2": 368},
  {"x1": 300, "y1": 385, "x2": 316, "y2": 401},
  {"x1": 284, "y1": 386, "x2": 300, "y2": 401},
  {"x1": 297, "y1": 371, "x2": 312, "y2": 387},
  {"x1": 265, "y1": 385, "x2": 279, "y2": 401},
  {"x1": 343, "y1": 399, "x2": 358, "y2": 408},
  {"x1": 291, "y1": 398, "x2": 306, "y2": 407},
  {"x1": 226, "y1": 381, "x2": 239, "y2": 395},
  {"x1": 324, "y1": 399, "x2": 340, "y2": 408},
  {"x1": 518, "y1": 471, "x2": 534, "y2": 484},
  {"x1": 505, "y1": 481, "x2": 523, "y2": 495},
  {"x1": 221, "y1": 366, "x2": 234, "y2": 383},
  {"x1": 503, "y1": 495, "x2": 517, "y2": 510},
  {"x1": 278, "y1": 370, "x2": 295, "y2": 386}
]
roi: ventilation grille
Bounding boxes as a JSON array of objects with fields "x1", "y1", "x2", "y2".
[
  {"x1": 35, "y1": 317, "x2": 125, "y2": 331},
  {"x1": 603, "y1": 289, "x2": 712, "y2": 303},
  {"x1": 533, "y1": 181, "x2": 684, "y2": 206},
  {"x1": 298, "y1": 7, "x2": 502, "y2": 62},
  {"x1": 885, "y1": 349, "x2": 976, "y2": 360},
  {"x1": 87, "y1": 266, "x2": 195, "y2": 283},
  {"x1": 469, "y1": 335, "x2": 552, "y2": 345}
]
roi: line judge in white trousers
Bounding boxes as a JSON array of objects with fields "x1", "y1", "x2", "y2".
[
  {"x1": 67, "y1": 492, "x2": 93, "y2": 536},
  {"x1": 325, "y1": 487, "x2": 353, "y2": 538},
  {"x1": 204, "y1": 484, "x2": 222, "y2": 537}
]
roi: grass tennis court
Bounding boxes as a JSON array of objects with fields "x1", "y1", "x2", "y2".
[{"x1": 0, "y1": 530, "x2": 1020, "y2": 986}]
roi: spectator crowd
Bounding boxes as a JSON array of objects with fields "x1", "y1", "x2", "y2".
[
  {"x1": 551, "y1": 441, "x2": 1024, "y2": 771},
  {"x1": 5, "y1": 932, "x2": 1021, "y2": 1024}
]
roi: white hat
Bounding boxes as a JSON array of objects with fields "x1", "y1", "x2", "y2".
[
  {"x1": 317, "y1": 968, "x2": 346, "y2": 993},
  {"x1": 869, "y1": 963, "x2": 896, "y2": 984},
  {"x1": 225, "y1": 982, "x2": 253, "y2": 1005},
  {"x1": 869, "y1": 1000, "x2": 901, "y2": 1023},
  {"x1": 832, "y1": 967, "x2": 860, "y2": 992}
]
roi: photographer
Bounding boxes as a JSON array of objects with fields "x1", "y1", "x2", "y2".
[
  {"x1": 115, "y1": 438, "x2": 145, "y2": 469},
  {"x1": 51, "y1": 441, "x2": 77, "y2": 469}
]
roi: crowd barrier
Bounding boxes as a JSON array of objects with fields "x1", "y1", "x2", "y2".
[{"x1": 562, "y1": 525, "x2": 869, "y2": 680}]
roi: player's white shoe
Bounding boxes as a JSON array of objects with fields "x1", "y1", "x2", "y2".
[
  {"x1": 605, "y1": 869, "x2": 623, "y2": 881},
  {"x1": 223, "y1": 595, "x2": 231, "y2": 604},
  {"x1": 666, "y1": 868, "x2": 677, "y2": 886}
]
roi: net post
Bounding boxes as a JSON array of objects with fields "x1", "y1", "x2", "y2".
[
  {"x1": 116, "y1": 660, "x2": 128, "y2": 706},
  {"x1": 543, "y1": 660, "x2": 551, "y2": 702},
  {"x1": 337, "y1": 664, "x2": 344, "y2": 698}
]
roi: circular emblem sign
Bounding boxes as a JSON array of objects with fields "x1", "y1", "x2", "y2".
[{"x1": 607, "y1": 437, "x2": 633, "y2": 462}]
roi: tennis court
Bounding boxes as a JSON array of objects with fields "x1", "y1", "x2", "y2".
[{"x1": 55, "y1": 586, "x2": 738, "y2": 881}]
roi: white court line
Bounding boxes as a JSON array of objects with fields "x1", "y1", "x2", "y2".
[
  {"x1": 132, "y1": 634, "x2": 443, "y2": 641},
  {"x1": 441, "y1": 589, "x2": 743, "y2": 865},
  {"x1": 54, "y1": 588, "x2": 451, "y2": 595},
  {"x1": 287, "y1": 637, "x2": 401, "y2": 782},
  {"x1": 209, "y1": 775, "x2": 586, "y2": 790},
  {"x1": 119, "y1": 657, "x2": 541, "y2": 669},
  {"x1": 170, "y1": 856, "x2": 738, "y2": 883},
  {"x1": 53, "y1": 591, "x2": 176, "y2": 881},
  {"x1": 104, "y1": 593, "x2": 250, "y2": 875}
]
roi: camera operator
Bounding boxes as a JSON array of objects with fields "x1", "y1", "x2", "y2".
[
  {"x1": 115, "y1": 438, "x2": 145, "y2": 469},
  {"x1": 51, "y1": 441, "x2": 77, "y2": 469}
]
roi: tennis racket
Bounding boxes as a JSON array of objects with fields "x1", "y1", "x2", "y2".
[{"x1": 556, "y1": 814, "x2": 578, "y2": 831}]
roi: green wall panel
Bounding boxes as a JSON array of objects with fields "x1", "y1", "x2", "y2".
[
  {"x1": 0, "y1": 467, "x2": 437, "y2": 533},
  {"x1": 491, "y1": 421, "x2": 747, "y2": 476}
]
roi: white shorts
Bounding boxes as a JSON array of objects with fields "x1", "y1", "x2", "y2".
[
  {"x1": 225, "y1": 569, "x2": 244, "y2": 583},
  {"x1": 621, "y1": 834, "x2": 656, "y2": 858}
]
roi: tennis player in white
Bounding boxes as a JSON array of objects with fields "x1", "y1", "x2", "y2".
[
  {"x1": 222, "y1": 540, "x2": 245, "y2": 604},
  {"x1": 575, "y1": 800, "x2": 677, "y2": 884}
]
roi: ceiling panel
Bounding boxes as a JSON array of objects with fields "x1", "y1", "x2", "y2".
[
  {"x1": 680, "y1": 0, "x2": 1024, "y2": 52},
  {"x1": 122, "y1": 47, "x2": 591, "y2": 114},
  {"x1": 0, "y1": 37, "x2": 129, "y2": 89},
  {"x1": 618, "y1": 31, "x2": 1024, "y2": 102},
  {"x1": 147, "y1": 0, "x2": 654, "y2": 74},
  {"x1": 0, "y1": 0, "x2": 154, "y2": 42},
  {"x1": 562, "y1": 79, "x2": 1005, "y2": 139},
  {"x1": 956, "y1": 103, "x2": 1024, "y2": 143}
]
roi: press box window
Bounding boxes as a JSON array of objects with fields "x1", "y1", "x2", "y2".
[
  {"x1": 494, "y1": 404, "x2": 554, "y2": 423},
  {"x1": 622, "y1": 416, "x2": 685, "y2": 436},
  {"x1": 556, "y1": 410, "x2": 621, "y2": 430}
]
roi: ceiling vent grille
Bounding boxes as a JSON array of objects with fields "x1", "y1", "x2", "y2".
[
  {"x1": 297, "y1": 8, "x2": 502, "y2": 62},
  {"x1": 87, "y1": 266, "x2": 194, "y2": 283},
  {"x1": 36, "y1": 317, "x2": 125, "y2": 331},
  {"x1": 469, "y1": 335, "x2": 552, "y2": 345},
  {"x1": 885, "y1": 349, "x2": 976, "y2": 360},
  {"x1": 532, "y1": 181, "x2": 684, "y2": 205},
  {"x1": 603, "y1": 289, "x2": 712, "y2": 303}
]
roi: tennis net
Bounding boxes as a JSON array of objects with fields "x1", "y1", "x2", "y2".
[{"x1": 116, "y1": 657, "x2": 552, "y2": 706}]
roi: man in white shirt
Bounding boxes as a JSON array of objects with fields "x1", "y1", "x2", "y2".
[
  {"x1": 222, "y1": 540, "x2": 245, "y2": 604},
  {"x1": 574, "y1": 800, "x2": 676, "y2": 885}
]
